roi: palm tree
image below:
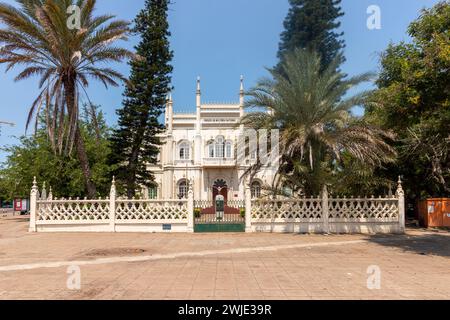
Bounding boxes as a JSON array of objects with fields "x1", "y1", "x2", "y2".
[
  {"x1": 0, "y1": 0, "x2": 132, "y2": 197},
  {"x1": 242, "y1": 49, "x2": 396, "y2": 195}
]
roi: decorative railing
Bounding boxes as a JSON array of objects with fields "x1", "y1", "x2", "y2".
[
  {"x1": 251, "y1": 198, "x2": 323, "y2": 221},
  {"x1": 328, "y1": 197, "x2": 399, "y2": 221},
  {"x1": 29, "y1": 177, "x2": 405, "y2": 234},
  {"x1": 37, "y1": 199, "x2": 110, "y2": 222},
  {"x1": 115, "y1": 199, "x2": 188, "y2": 221},
  {"x1": 203, "y1": 158, "x2": 236, "y2": 166}
]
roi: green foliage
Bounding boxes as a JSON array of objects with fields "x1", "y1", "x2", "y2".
[
  {"x1": 240, "y1": 208, "x2": 245, "y2": 218},
  {"x1": 194, "y1": 208, "x2": 201, "y2": 218},
  {"x1": 243, "y1": 49, "x2": 396, "y2": 196},
  {"x1": 109, "y1": 0, "x2": 173, "y2": 198},
  {"x1": 0, "y1": 107, "x2": 114, "y2": 201},
  {"x1": 0, "y1": 0, "x2": 132, "y2": 197},
  {"x1": 366, "y1": 1, "x2": 450, "y2": 199},
  {"x1": 278, "y1": 0, "x2": 345, "y2": 71}
]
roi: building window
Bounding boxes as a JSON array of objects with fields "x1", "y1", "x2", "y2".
[
  {"x1": 179, "y1": 142, "x2": 190, "y2": 160},
  {"x1": 178, "y1": 180, "x2": 188, "y2": 199},
  {"x1": 208, "y1": 142, "x2": 215, "y2": 158},
  {"x1": 148, "y1": 185, "x2": 158, "y2": 199},
  {"x1": 215, "y1": 136, "x2": 224, "y2": 158},
  {"x1": 251, "y1": 181, "x2": 261, "y2": 199},
  {"x1": 225, "y1": 141, "x2": 232, "y2": 158}
]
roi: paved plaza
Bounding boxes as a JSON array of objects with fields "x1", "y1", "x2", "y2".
[{"x1": 0, "y1": 215, "x2": 448, "y2": 300}]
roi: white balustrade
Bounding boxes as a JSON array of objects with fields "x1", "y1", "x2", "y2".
[{"x1": 28, "y1": 177, "x2": 406, "y2": 234}]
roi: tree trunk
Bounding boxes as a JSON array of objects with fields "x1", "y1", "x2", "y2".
[
  {"x1": 64, "y1": 75, "x2": 97, "y2": 198},
  {"x1": 75, "y1": 125, "x2": 97, "y2": 198}
]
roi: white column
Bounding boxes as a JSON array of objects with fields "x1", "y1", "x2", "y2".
[
  {"x1": 187, "y1": 180, "x2": 194, "y2": 232},
  {"x1": 196, "y1": 76, "x2": 201, "y2": 134},
  {"x1": 109, "y1": 177, "x2": 116, "y2": 232},
  {"x1": 28, "y1": 177, "x2": 38, "y2": 232},
  {"x1": 396, "y1": 176, "x2": 405, "y2": 234},
  {"x1": 239, "y1": 75, "x2": 244, "y2": 131},
  {"x1": 322, "y1": 185, "x2": 329, "y2": 234},
  {"x1": 168, "y1": 93, "x2": 173, "y2": 134},
  {"x1": 245, "y1": 181, "x2": 252, "y2": 232},
  {"x1": 195, "y1": 133, "x2": 202, "y2": 165}
]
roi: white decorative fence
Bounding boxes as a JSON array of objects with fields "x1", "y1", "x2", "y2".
[
  {"x1": 29, "y1": 178, "x2": 193, "y2": 233},
  {"x1": 29, "y1": 177, "x2": 405, "y2": 234}
]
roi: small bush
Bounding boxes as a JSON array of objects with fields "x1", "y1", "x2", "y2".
[
  {"x1": 194, "y1": 208, "x2": 201, "y2": 218},
  {"x1": 240, "y1": 208, "x2": 245, "y2": 218}
]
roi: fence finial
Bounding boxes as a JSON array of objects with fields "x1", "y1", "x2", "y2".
[
  {"x1": 41, "y1": 182, "x2": 47, "y2": 200},
  {"x1": 396, "y1": 176, "x2": 404, "y2": 197},
  {"x1": 48, "y1": 186, "x2": 53, "y2": 200},
  {"x1": 110, "y1": 176, "x2": 116, "y2": 197},
  {"x1": 32, "y1": 177, "x2": 37, "y2": 189}
]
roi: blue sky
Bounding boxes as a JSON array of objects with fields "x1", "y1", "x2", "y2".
[{"x1": 0, "y1": 0, "x2": 441, "y2": 162}]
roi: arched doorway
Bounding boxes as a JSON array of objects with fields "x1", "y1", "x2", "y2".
[{"x1": 212, "y1": 179, "x2": 228, "y2": 202}]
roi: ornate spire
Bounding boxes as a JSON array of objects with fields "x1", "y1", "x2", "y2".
[
  {"x1": 110, "y1": 176, "x2": 116, "y2": 197},
  {"x1": 396, "y1": 176, "x2": 404, "y2": 197},
  {"x1": 41, "y1": 182, "x2": 47, "y2": 200},
  {"x1": 240, "y1": 75, "x2": 244, "y2": 93},
  {"x1": 196, "y1": 76, "x2": 201, "y2": 94}
]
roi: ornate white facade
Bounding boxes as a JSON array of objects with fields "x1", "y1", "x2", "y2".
[{"x1": 147, "y1": 77, "x2": 275, "y2": 201}]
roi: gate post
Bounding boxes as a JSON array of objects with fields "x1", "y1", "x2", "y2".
[
  {"x1": 396, "y1": 176, "x2": 405, "y2": 234},
  {"x1": 109, "y1": 177, "x2": 116, "y2": 232},
  {"x1": 187, "y1": 180, "x2": 194, "y2": 232},
  {"x1": 28, "y1": 177, "x2": 38, "y2": 232},
  {"x1": 245, "y1": 182, "x2": 252, "y2": 232},
  {"x1": 322, "y1": 185, "x2": 330, "y2": 234}
]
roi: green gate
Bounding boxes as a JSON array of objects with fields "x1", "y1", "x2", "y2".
[{"x1": 194, "y1": 199, "x2": 245, "y2": 233}]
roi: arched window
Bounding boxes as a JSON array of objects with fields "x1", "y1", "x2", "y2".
[
  {"x1": 225, "y1": 141, "x2": 232, "y2": 158},
  {"x1": 148, "y1": 185, "x2": 158, "y2": 199},
  {"x1": 208, "y1": 141, "x2": 215, "y2": 158},
  {"x1": 178, "y1": 180, "x2": 188, "y2": 199},
  {"x1": 251, "y1": 181, "x2": 261, "y2": 199},
  {"x1": 179, "y1": 142, "x2": 190, "y2": 160},
  {"x1": 215, "y1": 136, "x2": 224, "y2": 158}
]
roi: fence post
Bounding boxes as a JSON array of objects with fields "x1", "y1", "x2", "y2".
[
  {"x1": 109, "y1": 176, "x2": 116, "y2": 232},
  {"x1": 322, "y1": 185, "x2": 329, "y2": 234},
  {"x1": 28, "y1": 177, "x2": 38, "y2": 232},
  {"x1": 396, "y1": 176, "x2": 405, "y2": 234},
  {"x1": 187, "y1": 180, "x2": 194, "y2": 232},
  {"x1": 245, "y1": 182, "x2": 252, "y2": 232}
]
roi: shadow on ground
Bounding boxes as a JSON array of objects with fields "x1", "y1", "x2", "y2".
[{"x1": 367, "y1": 232, "x2": 450, "y2": 258}]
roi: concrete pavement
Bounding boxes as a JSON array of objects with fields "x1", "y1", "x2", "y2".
[{"x1": 0, "y1": 215, "x2": 449, "y2": 300}]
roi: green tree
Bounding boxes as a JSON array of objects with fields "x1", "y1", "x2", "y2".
[
  {"x1": 278, "y1": 0, "x2": 345, "y2": 71},
  {"x1": 243, "y1": 49, "x2": 396, "y2": 196},
  {"x1": 0, "y1": 0, "x2": 132, "y2": 197},
  {"x1": 0, "y1": 106, "x2": 114, "y2": 200},
  {"x1": 109, "y1": 0, "x2": 173, "y2": 198},
  {"x1": 366, "y1": 1, "x2": 450, "y2": 201}
]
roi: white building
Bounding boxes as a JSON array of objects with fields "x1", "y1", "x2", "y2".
[{"x1": 147, "y1": 77, "x2": 276, "y2": 201}]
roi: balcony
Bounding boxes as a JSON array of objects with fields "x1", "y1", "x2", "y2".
[{"x1": 202, "y1": 157, "x2": 236, "y2": 168}]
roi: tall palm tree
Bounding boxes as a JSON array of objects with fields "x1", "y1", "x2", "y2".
[
  {"x1": 242, "y1": 49, "x2": 396, "y2": 195},
  {"x1": 0, "y1": 0, "x2": 132, "y2": 197}
]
